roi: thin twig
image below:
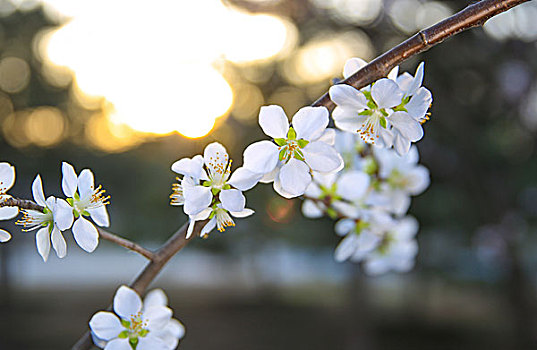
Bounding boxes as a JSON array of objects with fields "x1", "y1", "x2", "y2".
[
  {"x1": 0, "y1": 197, "x2": 43, "y2": 211},
  {"x1": 312, "y1": 0, "x2": 530, "y2": 109},
  {"x1": 98, "y1": 228, "x2": 154, "y2": 260},
  {"x1": 72, "y1": 1, "x2": 529, "y2": 348}
]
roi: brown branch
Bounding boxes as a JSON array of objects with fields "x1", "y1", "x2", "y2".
[
  {"x1": 312, "y1": 0, "x2": 530, "y2": 109},
  {"x1": 0, "y1": 197, "x2": 43, "y2": 211},
  {"x1": 98, "y1": 228, "x2": 154, "y2": 260},
  {"x1": 72, "y1": 0, "x2": 529, "y2": 348}
]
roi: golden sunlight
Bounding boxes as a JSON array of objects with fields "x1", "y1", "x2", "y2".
[{"x1": 37, "y1": 0, "x2": 295, "y2": 143}]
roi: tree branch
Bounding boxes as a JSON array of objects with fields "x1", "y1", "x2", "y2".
[
  {"x1": 72, "y1": 0, "x2": 529, "y2": 348},
  {"x1": 312, "y1": 0, "x2": 530, "y2": 109}
]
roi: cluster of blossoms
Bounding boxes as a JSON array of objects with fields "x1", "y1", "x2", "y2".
[
  {"x1": 0, "y1": 161, "x2": 110, "y2": 261},
  {"x1": 90, "y1": 285, "x2": 185, "y2": 350}
]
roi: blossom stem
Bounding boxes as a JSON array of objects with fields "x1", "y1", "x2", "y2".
[{"x1": 312, "y1": 0, "x2": 530, "y2": 110}]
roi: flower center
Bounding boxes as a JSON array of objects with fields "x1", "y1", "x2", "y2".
[
  {"x1": 16, "y1": 208, "x2": 53, "y2": 231},
  {"x1": 215, "y1": 207, "x2": 234, "y2": 232},
  {"x1": 358, "y1": 110, "x2": 385, "y2": 144}
]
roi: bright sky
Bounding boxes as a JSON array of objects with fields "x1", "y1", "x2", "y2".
[{"x1": 38, "y1": 0, "x2": 294, "y2": 138}]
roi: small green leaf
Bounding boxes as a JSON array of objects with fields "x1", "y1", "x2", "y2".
[
  {"x1": 118, "y1": 330, "x2": 129, "y2": 339},
  {"x1": 66, "y1": 198, "x2": 74, "y2": 206},
  {"x1": 379, "y1": 116, "x2": 387, "y2": 129},
  {"x1": 121, "y1": 319, "x2": 131, "y2": 328},
  {"x1": 274, "y1": 138, "x2": 286, "y2": 146},
  {"x1": 287, "y1": 127, "x2": 296, "y2": 140},
  {"x1": 297, "y1": 139, "x2": 309, "y2": 148}
]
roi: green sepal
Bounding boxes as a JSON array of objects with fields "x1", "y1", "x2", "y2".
[
  {"x1": 358, "y1": 110, "x2": 372, "y2": 116},
  {"x1": 43, "y1": 207, "x2": 50, "y2": 214},
  {"x1": 363, "y1": 157, "x2": 378, "y2": 175},
  {"x1": 129, "y1": 337, "x2": 139, "y2": 348},
  {"x1": 139, "y1": 329, "x2": 149, "y2": 337},
  {"x1": 209, "y1": 211, "x2": 215, "y2": 219},
  {"x1": 393, "y1": 104, "x2": 408, "y2": 112},
  {"x1": 202, "y1": 180, "x2": 211, "y2": 187},
  {"x1": 81, "y1": 210, "x2": 90, "y2": 217},
  {"x1": 278, "y1": 148, "x2": 287, "y2": 161},
  {"x1": 402, "y1": 95, "x2": 410, "y2": 104},
  {"x1": 293, "y1": 150, "x2": 304, "y2": 161},
  {"x1": 380, "y1": 109, "x2": 388, "y2": 117},
  {"x1": 48, "y1": 224, "x2": 53, "y2": 233},
  {"x1": 379, "y1": 116, "x2": 387, "y2": 129},
  {"x1": 211, "y1": 188, "x2": 220, "y2": 196},
  {"x1": 66, "y1": 198, "x2": 74, "y2": 206},
  {"x1": 73, "y1": 192, "x2": 80, "y2": 201},
  {"x1": 287, "y1": 127, "x2": 296, "y2": 140},
  {"x1": 121, "y1": 319, "x2": 131, "y2": 328},
  {"x1": 118, "y1": 330, "x2": 129, "y2": 339},
  {"x1": 274, "y1": 138, "x2": 286, "y2": 146},
  {"x1": 326, "y1": 207, "x2": 338, "y2": 220},
  {"x1": 222, "y1": 184, "x2": 231, "y2": 190},
  {"x1": 297, "y1": 139, "x2": 309, "y2": 148},
  {"x1": 367, "y1": 100, "x2": 376, "y2": 109},
  {"x1": 362, "y1": 90, "x2": 372, "y2": 100},
  {"x1": 73, "y1": 210, "x2": 80, "y2": 218},
  {"x1": 354, "y1": 220, "x2": 370, "y2": 234}
]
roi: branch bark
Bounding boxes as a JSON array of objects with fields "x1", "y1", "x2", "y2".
[
  {"x1": 312, "y1": 0, "x2": 530, "y2": 109},
  {"x1": 72, "y1": 0, "x2": 529, "y2": 348}
]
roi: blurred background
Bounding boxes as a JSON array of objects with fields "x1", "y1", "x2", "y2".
[{"x1": 0, "y1": 0, "x2": 536, "y2": 349}]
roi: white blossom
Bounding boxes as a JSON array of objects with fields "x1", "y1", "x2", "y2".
[
  {"x1": 90, "y1": 285, "x2": 184, "y2": 350},
  {"x1": 0, "y1": 162, "x2": 18, "y2": 242},
  {"x1": 242, "y1": 105, "x2": 343, "y2": 198},
  {"x1": 16, "y1": 175, "x2": 73, "y2": 261},
  {"x1": 62, "y1": 162, "x2": 110, "y2": 253}
]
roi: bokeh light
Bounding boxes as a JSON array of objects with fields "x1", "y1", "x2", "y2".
[
  {"x1": 484, "y1": 1, "x2": 537, "y2": 41},
  {"x1": 0, "y1": 56, "x2": 31, "y2": 94}
]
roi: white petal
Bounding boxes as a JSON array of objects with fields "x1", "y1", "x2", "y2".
[
  {"x1": 242, "y1": 140, "x2": 279, "y2": 174},
  {"x1": 334, "y1": 219, "x2": 355, "y2": 236},
  {"x1": 395, "y1": 216, "x2": 419, "y2": 240},
  {"x1": 357, "y1": 231, "x2": 381, "y2": 252},
  {"x1": 72, "y1": 216, "x2": 99, "y2": 253},
  {"x1": 393, "y1": 133, "x2": 411, "y2": 157},
  {"x1": 273, "y1": 176, "x2": 298, "y2": 199},
  {"x1": 371, "y1": 78, "x2": 404, "y2": 109},
  {"x1": 203, "y1": 142, "x2": 229, "y2": 177},
  {"x1": 88, "y1": 206, "x2": 110, "y2": 227},
  {"x1": 104, "y1": 338, "x2": 131, "y2": 350},
  {"x1": 329, "y1": 85, "x2": 368, "y2": 110},
  {"x1": 332, "y1": 107, "x2": 365, "y2": 133},
  {"x1": 406, "y1": 62, "x2": 424, "y2": 96},
  {"x1": 152, "y1": 318, "x2": 185, "y2": 348},
  {"x1": 145, "y1": 306, "x2": 172, "y2": 331},
  {"x1": 334, "y1": 234, "x2": 359, "y2": 262},
  {"x1": 364, "y1": 257, "x2": 390, "y2": 276},
  {"x1": 390, "y1": 111, "x2": 424, "y2": 141},
  {"x1": 114, "y1": 285, "x2": 142, "y2": 320},
  {"x1": 54, "y1": 198, "x2": 74, "y2": 230},
  {"x1": 144, "y1": 289, "x2": 168, "y2": 309},
  {"x1": 171, "y1": 155, "x2": 206, "y2": 180},
  {"x1": 390, "y1": 191, "x2": 411, "y2": 216},
  {"x1": 259, "y1": 165, "x2": 279, "y2": 184},
  {"x1": 228, "y1": 167, "x2": 262, "y2": 191},
  {"x1": 301, "y1": 200, "x2": 324, "y2": 219},
  {"x1": 186, "y1": 208, "x2": 211, "y2": 239},
  {"x1": 336, "y1": 171, "x2": 370, "y2": 201},
  {"x1": 317, "y1": 128, "x2": 336, "y2": 145},
  {"x1": 303, "y1": 141, "x2": 343, "y2": 173},
  {"x1": 137, "y1": 333, "x2": 170, "y2": 350},
  {"x1": 51, "y1": 226, "x2": 67, "y2": 258},
  {"x1": 292, "y1": 106, "x2": 328, "y2": 141},
  {"x1": 61, "y1": 162, "x2": 78, "y2": 197},
  {"x1": 0, "y1": 195, "x2": 19, "y2": 220},
  {"x1": 200, "y1": 217, "x2": 216, "y2": 237},
  {"x1": 230, "y1": 208, "x2": 254, "y2": 218},
  {"x1": 0, "y1": 162, "x2": 15, "y2": 193},
  {"x1": 220, "y1": 189, "x2": 246, "y2": 213},
  {"x1": 406, "y1": 166, "x2": 430, "y2": 195},
  {"x1": 78, "y1": 169, "x2": 95, "y2": 201},
  {"x1": 183, "y1": 185, "x2": 213, "y2": 215},
  {"x1": 406, "y1": 87, "x2": 432, "y2": 120},
  {"x1": 259, "y1": 105, "x2": 289, "y2": 139},
  {"x1": 89, "y1": 311, "x2": 123, "y2": 341},
  {"x1": 0, "y1": 229, "x2": 11, "y2": 242},
  {"x1": 31, "y1": 175, "x2": 46, "y2": 207},
  {"x1": 387, "y1": 65, "x2": 399, "y2": 81},
  {"x1": 36, "y1": 226, "x2": 51, "y2": 262},
  {"x1": 91, "y1": 332, "x2": 108, "y2": 348},
  {"x1": 343, "y1": 57, "x2": 367, "y2": 78},
  {"x1": 278, "y1": 158, "x2": 311, "y2": 198}
]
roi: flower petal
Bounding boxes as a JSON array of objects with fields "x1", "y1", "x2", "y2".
[
  {"x1": 54, "y1": 198, "x2": 74, "y2": 230},
  {"x1": 406, "y1": 166, "x2": 430, "y2": 195},
  {"x1": 145, "y1": 306, "x2": 172, "y2": 331},
  {"x1": 259, "y1": 105, "x2": 289, "y2": 139},
  {"x1": 36, "y1": 226, "x2": 51, "y2": 262},
  {"x1": 230, "y1": 208, "x2": 254, "y2": 218},
  {"x1": 393, "y1": 133, "x2": 411, "y2": 156},
  {"x1": 228, "y1": 167, "x2": 262, "y2": 191},
  {"x1": 317, "y1": 128, "x2": 336, "y2": 145},
  {"x1": 405, "y1": 62, "x2": 424, "y2": 97},
  {"x1": 301, "y1": 200, "x2": 324, "y2": 219},
  {"x1": 31, "y1": 175, "x2": 46, "y2": 207},
  {"x1": 329, "y1": 85, "x2": 368, "y2": 110},
  {"x1": 114, "y1": 285, "x2": 142, "y2": 320},
  {"x1": 0, "y1": 229, "x2": 11, "y2": 242},
  {"x1": 242, "y1": 140, "x2": 279, "y2": 174},
  {"x1": 183, "y1": 185, "x2": 213, "y2": 215},
  {"x1": 371, "y1": 78, "x2": 403, "y2": 109},
  {"x1": 136, "y1": 333, "x2": 170, "y2": 350},
  {"x1": 171, "y1": 154, "x2": 207, "y2": 181},
  {"x1": 0, "y1": 162, "x2": 15, "y2": 193},
  {"x1": 406, "y1": 87, "x2": 432, "y2": 120},
  {"x1": 273, "y1": 176, "x2": 298, "y2": 199},
  {"x1": 200, "y1": 217, "x2": 216, "y2": 237},
  {"x1": 78, "y1": 169, "x2": 95, "y2": 201},
  {"x1": 0, "y1": 195, "x2": 19, "y2": 220},
  {"x1": 292, "y1": 106, "x2": 329, "y2": 141},
  {"x1": 61, "y1": 162, "x2": 77, "y2": 197},
  {"x1": 88, "y1": 206, "x2": 110, "y2": 227},
  {"x1": 336, "y1": 171, "x2": 370, "y2": 201},
  {"x1": 203, "y1": 142, "x2": 229, "y2": 178},
  {"x1": 334, "y1": 234, "x2": 360, "y2": 262},
  {"x1": 278, "y1": 158, "x2": 311, "y2": 198},
  {"x1": 334, "y1": 219, "x2": 355, "y2": 236},
  {"x1": 390, "y1": 111, "x2": 423, "y2": 141},
  {"x1": 51, "y1": 226, "x2": 67, "y2": 258},
  {"x1": 343, "y1": 57, "x2": 367, "y2": 79},
  {"x1": 72, "y1": 216, "x2": 99, "y2": 253},
  {"x1": 89, "y1": 311, "x2": 123, "y2": 341},
  {"x1": 104, "y1": 338, "x2": 131, "y2": 350},
  {"x1": 186, "y1": 207, "x2": 211, "y2": 239},
  {"x1": 332, "y1": 107, "x2": 365, "y2": 133},
  {"x1": 144, "y1": 289, "x2": 168, "y2": 309},
  {"x1": 220, "y1": 189, "x2": 246, "y2": 213},
  {"x1": 302, "y1": 141, "x2": 344, "y2": 173}
]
